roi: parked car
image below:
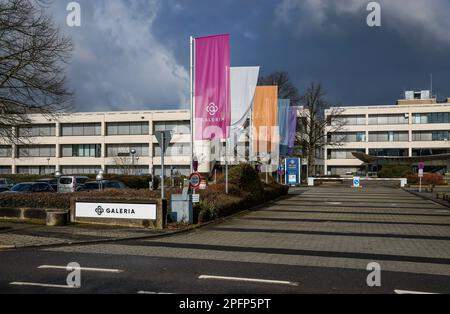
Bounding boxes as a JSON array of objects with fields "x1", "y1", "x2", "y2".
[
  {"x1": 57, "y1": 176, "x2": 90, "y2": 193},
  {"x1": 2, "y1": 182, "x2": 55, "y2": 194},
  {"x1": 35, "y1": 178, "x2": 59, "y2": 192},
  {"x1": 78, "y1": 180, "x2": 128, "y2": 192},
  {"x1": 0, "y1": 178, "x2": 15, "y2": 192}
]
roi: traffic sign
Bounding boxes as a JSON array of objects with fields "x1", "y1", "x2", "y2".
[
  {"x1": 189, "y1": 172, "x2": 202, "y2": 189},
  {"x1": 418, "y1": 162, "x2": 425, "y2": 170},
  {"x1": 199, "y1": 180, "x2": 207, "y2": 190},
  {"x1": 353, "y1": 177, "x2": 361, "y2": 188},
  {"x1": 418, "y1": 169, "x2": 424, "y2": 178},
  {"x1": 155, "y1": 131, "x2": 172, "y2": 153}
]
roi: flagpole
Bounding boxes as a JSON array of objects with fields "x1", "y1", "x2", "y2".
[{"x1": 190, "y1": 36, "x2": 194, "y2": 174}]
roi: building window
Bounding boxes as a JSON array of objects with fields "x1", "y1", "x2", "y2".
[
  {"x1": 153, "y1": 143, "x2": 191, "y2": 156},
  {"x1": 0, "y1": 166, "x2": 12, "y2": 174},
  {"x1": 106, "y1": 122, "x2": 149, "y2": 136},
  {"x1": 17, "y1": 145, "x2": 56, "y2": 158},
  {"x1": 413, "y1": 131, "x2": 449, "y2": 141},
  {"x1": 368, "y1": 149, "x2": 408, "y2": 157},
  {"x1": 0, "y1": 146, "x2": 12, "y2": 158},
  {"x1": 61, "y1": 123, "x2": 101, "y2": 136},
  {"x1": 106, "y1": 144, "x2": 149, "y2": 157},
  {"x1": 153, "y1": 166, "x2": 190, "y2": 177},
  {"x1": 17, "y1": 166, "x2": 55, "y2": 175},
  {"x1": 61, "y1": 144, "x2": 102, "y2": 157},
  {"x1": 369, "y1": 132, "x2": 409, "y2": 142},
  {"x1": 368, "y1": 114, "x2": 408, "y2": 125},
  {"x1": 327, "y1": 149, "x2": 365, "y2": 160},
  {"x1": 106, "y1": 165, "x2": 149, "y2": 175},
  {"x1": 412, "y1": 112, "x2": 450, "y2": 124},
  {"x1": 60, "y1": 166, "x2": 102, "y2": 175},
  {"x1": 328, "y1": 132, "x2": 366, "y2": 143},
  {"x1": 18, "y1": 124, "x2": 56, "y2": 137},
  {"x1": 153, "y1": 121, "x2": 191, "y2": 134}
]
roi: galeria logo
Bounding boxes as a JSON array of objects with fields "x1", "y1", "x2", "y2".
[
  {"x1": 206, "y1": 102, "x2": 219, "y2": 116},
  {"x1": 95, "y1": 206, "x2": 104, "y2": 216}
]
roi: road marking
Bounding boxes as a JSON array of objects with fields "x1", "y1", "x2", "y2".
[
  {"x1": 10, "y1": 282, "x2": 78, "y2": 289},
  {"x1": 137, "y1": 291, "x2": 174, "y2": 295},
  {"x1": 38, "y1": 265, "x2": 123, "y2": 273},
  {"x1": 394, "y1": 289, "x2": 438, "y2": 295},
  {"x1": 326, "y1": 202, "x2": 342, "y2": 205},
  {"x1": 198, "y1": 275, "x2": 299, "y2": 286}
]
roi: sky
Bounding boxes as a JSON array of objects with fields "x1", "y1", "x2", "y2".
[{"x1": 48, "y1": 0, "x2": 450, "y2": 112}]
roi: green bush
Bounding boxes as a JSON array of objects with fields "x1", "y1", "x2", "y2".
[
  {"x1": 0, "y1": 188, "x2": 180, "y2": 210},
  {"x1": 378, "y1": 165, "x2": 413, "y2": 178}
]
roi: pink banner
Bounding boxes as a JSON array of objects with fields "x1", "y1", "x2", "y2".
[{"x1": 195, "y1": 34, "x2": 230, "y2": 140}]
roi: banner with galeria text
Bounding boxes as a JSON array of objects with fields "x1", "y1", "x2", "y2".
[{"x1": 194, "y1": 34, "x2": 230, "y2": 140}]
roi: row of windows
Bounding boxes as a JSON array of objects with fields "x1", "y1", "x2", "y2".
[
  {"x1": 106, "y1": 122, "x2": 149, "y2": 136},
  {"x1": 329, "y1": 112, "x2": 450, "y2": 126},
  {"x1": 327, "y1": 149, "x2": 365, "y2": 160},
  {"x1": 413, "y1": 112, "x2": 450, "y2": 124},
  {"x1": 2, "y1": 143, "x2": 192, "y2": 158},
  {"x1": 328, "y1": 131, "x2": 450, "y2": 142},
  {"x1": 0, "y1": 165, "x2": 190, "y2": 176},
  {"x1": 14, "y1": 121, "x2": 191, "y2": 137}
]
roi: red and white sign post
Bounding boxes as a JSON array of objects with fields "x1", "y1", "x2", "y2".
[{"x1": 418, "y1": 162, "x2": 425, "y2": 192}]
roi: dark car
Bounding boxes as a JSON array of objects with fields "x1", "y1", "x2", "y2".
[
  {"x1": 2, "y1": 182, "x2": 55, "y2": 194},
  {"x1": 78, "y1": 180, "x2": 128, "y2": 192},
  {"x1": 35, "y1": 178, "x2": 58, "y2": 192}
]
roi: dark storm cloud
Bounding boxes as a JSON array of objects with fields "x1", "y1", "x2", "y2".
[{"x1": 50, "y1": 0, "x2": 450, "y2": 111}]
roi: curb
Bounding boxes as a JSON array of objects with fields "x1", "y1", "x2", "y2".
[
  {"x1": 0, "y1": 192, "x2": 294, "y2": 252},
  {"x1": 402, "y1": 188, "x2": 450, "y2": 209}
]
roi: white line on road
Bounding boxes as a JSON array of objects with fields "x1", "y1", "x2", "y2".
[
  {"x1": 199, "y1": 275, "x2": 299, "y2": 286},
  {"x1": 38, "y1": 265, "x2": 123, "y2": 273},
  {"x1": 10, "y1": 282, "x2": 78, "y2": 289},
  {"x1": 394, "y1": 289, "x2": 438, "y2": 295},
  {"x1": 137, "y1": 291, "x2": 174, "y2": 294}
]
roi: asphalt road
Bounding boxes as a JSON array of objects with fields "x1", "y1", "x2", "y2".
[{"x1": 1, "y1": 185, "x2": 449, "y2": 294}]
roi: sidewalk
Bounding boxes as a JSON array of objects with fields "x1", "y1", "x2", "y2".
[
  {"x1": 404, "y1": 188, "x2": 450, "y2": 209},
  {"x1": 0, "y1": 220, "x2": 175, "y2": 249}
]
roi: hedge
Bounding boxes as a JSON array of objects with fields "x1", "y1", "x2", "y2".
[
  {"x1": 196, "y1": 164, "x2": 289, "y2": 224},
  {"x1": 0, "y1": 188, "x2": 181, "y2": 210}
]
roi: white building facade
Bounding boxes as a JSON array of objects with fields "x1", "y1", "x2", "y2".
[
  {"x1": 324, "y1": 92, "x2": 450, "y2": 176},
  {"x1": 0, "y1": 109, "x2": 192, "y2": 176}
]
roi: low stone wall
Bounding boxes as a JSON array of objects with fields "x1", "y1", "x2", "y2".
[{"x1": 0, "y1": 207, "x2": 68, "y2": 224}]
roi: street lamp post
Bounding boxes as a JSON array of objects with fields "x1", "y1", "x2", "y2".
[
  {"x1": 96, "y1": 170, "x2": 104, "y2": 192},
  {"x1": 130, "y1": 149, "x2": 137, "y2": 176}
]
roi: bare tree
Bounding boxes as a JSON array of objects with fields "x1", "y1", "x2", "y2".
[
  {"x1": 297, "y1": 83, "x2": 346, "y2": 176},
  {"x1": 0, "y1": 0, "x2": 73, "y2": 143},
  {"x1": 258, "y1": 71, "x2": 301, "y2": 105}
]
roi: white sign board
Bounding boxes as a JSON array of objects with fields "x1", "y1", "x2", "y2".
[
  {"x1": 418, "y1": 169, "x2": 424, "y2": 178},
  {"x1": 76, "y1": 202, "x2": 156, "y2": 220},
  {"x1": 353, "y1": 177, "x2": 361, "y2": 188},
  {"x1": 192, "y1": 194, "x2": 200, "y2": 203}
]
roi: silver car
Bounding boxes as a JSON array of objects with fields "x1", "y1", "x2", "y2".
[
  {"x1": 57, "y1": 176, "x2": 89, "y2": 193},
  {"x1": 0, "y1": 178, "x2": 15, "y2": 192}
]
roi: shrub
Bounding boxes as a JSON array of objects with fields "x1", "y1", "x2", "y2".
[
  {"x1": 407, "y1": 173, "x2": 444, "y2": 185},
  {"x1": 378, "y1": 165, "x2": 413, "y2": 178}
]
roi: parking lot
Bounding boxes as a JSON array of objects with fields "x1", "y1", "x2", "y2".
[{"x1": 1, "y1": 184, "x2": 449, "y2": 294}]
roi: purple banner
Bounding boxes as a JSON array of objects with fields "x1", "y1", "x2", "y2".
[
  {"x1": 195, "y1": 34, "x2": 230, "y2": 140},
  {"x1": 287, "y1": 106, "x2": 298, "y2": 153}
]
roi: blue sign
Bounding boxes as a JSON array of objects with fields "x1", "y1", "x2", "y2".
[
  {"x1": 353, "y1": 177, "x2": 360, "y2": 188},
  {"x1": 285, "y1": 158, "x2": 301, "y2": 185}
]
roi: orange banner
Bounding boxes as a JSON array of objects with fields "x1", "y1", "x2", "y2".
[{"x1": 252, "y1": 86, "x2": 278, "y2": 154}]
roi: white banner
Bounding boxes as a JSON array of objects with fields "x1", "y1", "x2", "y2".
[
  {"x1": 75, "y1": 202, "x2": 157, "y2": 220},
  {"x1": 230, "y1": 66, "x2": 260, "y2": 126}
]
